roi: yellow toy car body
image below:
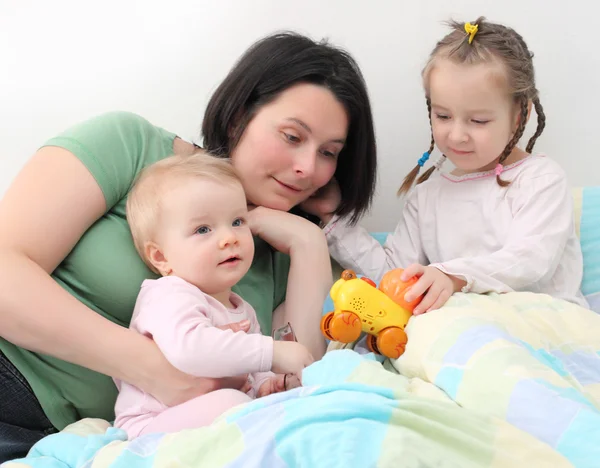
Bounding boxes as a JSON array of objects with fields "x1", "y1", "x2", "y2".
[{"x1": 321, "y1": 269, "x2": 421, "y2": 359}]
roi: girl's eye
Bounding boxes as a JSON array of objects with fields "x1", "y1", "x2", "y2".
[
  {"x1": 284, "y1": 132, "x2": 301, "y2": 143},
  {"x1": 472, "y1": 119, "x2": 489, "y2": 125},
  {"x1": 435, "y1": 114, "x2": 450, "y2": 120},
  {"x1": 196, "y1": 226, "x2": 210, "y2": 235},
  {"x1": 232, "y1": 218, "x2": 244, "y2": 227}
]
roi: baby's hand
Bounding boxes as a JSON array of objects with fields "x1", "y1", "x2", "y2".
[
  {"x1": 272, "y1": 341, "x2": 314, "y2": 375},
  {"x1": 402, "y1": 264, "x2": 466, "y2": 315},
  {"x1": 257, "y1": 374, "x2": 286, "y2": 398}
]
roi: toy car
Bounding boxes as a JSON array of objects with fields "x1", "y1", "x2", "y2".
[{"x1": 320, "y1": 269, "x2": 422, "y2": 359}]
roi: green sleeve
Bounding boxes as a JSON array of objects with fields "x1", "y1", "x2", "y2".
[
  {"x1": 273, "y1": 251, "x2": 291, "y2": 308},
  {"x1": 42, "y1": 111, "x2": 176, "y2": 210}
]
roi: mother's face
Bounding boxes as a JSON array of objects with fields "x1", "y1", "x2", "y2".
[{"x1": 230, "y1": 83, "x2": 348, "y2": 211}]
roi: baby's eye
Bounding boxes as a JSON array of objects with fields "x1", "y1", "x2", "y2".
[
  {"x1": 232, "y1": 218, "x2": 245, "y2": 227},
  {"x1": 196, "y1": 226, "x2": 210, "y2": 235}
]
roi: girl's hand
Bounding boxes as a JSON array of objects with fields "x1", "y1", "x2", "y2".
[
  {"x1": 402, "y1": 265, "x2": 466, "y2": 315},
  {"x1": 300, "y1": 178, "x2": 342, "y2": 225},
  {"x1": 247, "y1": 206, "x2": 324, "y2": 255},
  {"x1": 144, "y1": 320, "x2": 252, "y2": 406}
]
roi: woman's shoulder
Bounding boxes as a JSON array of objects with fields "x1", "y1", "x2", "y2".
[
  {"x1": 55, "y1": 110, "x2": 168, "y2": 132},
  {"x1": 43, "y1": 111, "x2": 178, "y2": 160},
  {"x1": 43, "y1": 111, "x2": 177, "y2": 208},
  {"x1": 46, "y1": 111, "x2": 170, "y2": 143}
]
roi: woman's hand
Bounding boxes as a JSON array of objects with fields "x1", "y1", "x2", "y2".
[
  {"x1": 300, "y1": 178, "x2": 342, "y2": 225},
  {"x1": 142, "y1": 321, "x2": 252, "y2": 406},
  {"x1": 247, "y1": 206, "x2": 324, "y2": 255}
]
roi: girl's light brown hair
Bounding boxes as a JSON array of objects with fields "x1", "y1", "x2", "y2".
[{"x1": 398, "y1": 16, "x2": 546, "y2": 195}]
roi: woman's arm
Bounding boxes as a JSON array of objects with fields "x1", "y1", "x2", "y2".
[
  {"x1": 283, "y1": 226, "x2": 330, "y2": 358},
  {"x1": 248, "y1": 207, "x2": 329, "y2": 358},
  {"x1": 0, "y1": 148, "x2": 241, "y2": 405}
]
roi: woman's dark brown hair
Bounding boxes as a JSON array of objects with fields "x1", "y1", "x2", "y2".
[
  {"x1": 202, "y1": 31, "x2": 377, "y2": 224},
  {"x1": 398, "y1": 17, "x2": 546, "y2": 195}
]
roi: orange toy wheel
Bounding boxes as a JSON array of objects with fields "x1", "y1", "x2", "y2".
[
  {"x1": 366, "y1": 334, "x2": 378, "y2": 354},
  {"x1": 366, "y1": 327, "x2": 408, "y2": 359},
  {"x1": 320, "y1": 311, "x2": 361, "y2": 343},
  {"x1": 320, "y1": 312, "x2": 336, "y2": 340}
]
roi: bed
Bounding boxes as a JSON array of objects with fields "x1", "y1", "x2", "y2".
[{"x1": 5, "y1": 187, "x2": 600, "y2": 468}]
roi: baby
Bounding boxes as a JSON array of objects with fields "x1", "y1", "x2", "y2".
[{"x1": 114, "y1": 152, "x2": 313, "y2": 438}]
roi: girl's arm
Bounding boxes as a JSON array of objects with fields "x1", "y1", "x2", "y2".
[
  {"x1": 0, "y1": 148, "x2": 244, "y2": 406},
  {"x1": 325, "y1": 189, "x2": 427, "y2": 282},
  {"x1": 431, "y1": 173, "x2": 579, "y2": 293}
]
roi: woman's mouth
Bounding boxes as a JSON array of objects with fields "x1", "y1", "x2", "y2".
[{"x1": 273, "y1": 178, "x2": 302, "y2": 193}]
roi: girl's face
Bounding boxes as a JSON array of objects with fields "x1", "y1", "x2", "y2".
[
  {"x1": 230, "y1": 83, "x2": 348, "y2": 211},
  {"x1": 428, "y1": 58, "x2": 524, "y2": 174}
]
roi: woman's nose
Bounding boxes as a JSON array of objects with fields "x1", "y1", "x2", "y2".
[{"x1": 292, "y1": 149, "x2": 317, "y2": 178}]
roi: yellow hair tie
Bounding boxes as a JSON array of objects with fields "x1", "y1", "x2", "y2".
[{"x1": 464, "y1": 22, "x2": 478, "y2": 44}]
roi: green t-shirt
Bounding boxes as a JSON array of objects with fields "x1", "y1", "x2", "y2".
[{"x1": 0, "y1": 111, "x2": 290, "y2": 430}]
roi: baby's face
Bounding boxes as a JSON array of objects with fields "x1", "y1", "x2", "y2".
[{"x1": 155, "y1": 177, "x2": 254, "y2": 294}]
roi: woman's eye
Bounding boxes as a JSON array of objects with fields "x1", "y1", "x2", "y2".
[
  {"x1": 232, "y1": 218, "x2": 244, "y2": 227},
  {"x1": 284, "y1": 133, "x2": 301, "y2": 143},
  {"x1": 321, "y1": 149, "x2": 337, "y2": 158},
  {"x1": 196, "y1": 226, "x2": 210, "y2": 235}
]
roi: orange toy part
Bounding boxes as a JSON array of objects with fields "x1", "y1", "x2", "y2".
[
  {"x1": 378, "y1": 268, "x2": 423, "y2": 312},
  {"x1": 360, "y1": 277, "x2": 377, "y2": 288},
  {"x1": 320, "y1": 310, "x2": 362, "y2": 343},
  {"x1": 341, "y1": 270, "x2": 357, "y2": 281},
  {"x1": 366, "y1": 327, "x2": 408, "y2": 359}
]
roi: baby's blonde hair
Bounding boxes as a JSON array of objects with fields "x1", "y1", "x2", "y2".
[{"x1": 126, "y1": 151, "x2": 241, "y2": 272}]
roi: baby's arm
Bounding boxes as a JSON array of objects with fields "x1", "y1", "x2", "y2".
[
  {"x1": 246, "y1": 307, "x2": 277, "y2": 394},
  {"x1": 139, "y1": 282, "x2": 273, "y2": 378},
  {"x1": 325, "y1": 189, "x2": 427, "y2": 282},
  {"x1": 431, "y1": 172, "x2": 577, "y2": 294}
]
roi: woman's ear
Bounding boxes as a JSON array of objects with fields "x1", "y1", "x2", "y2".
[{"x1": 144, "y1": 241, "x2": 171, "y2": 276}]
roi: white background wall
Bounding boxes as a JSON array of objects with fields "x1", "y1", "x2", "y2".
[{"x1": 1, "y1": 0, "x2": 598, "y2": 231}]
